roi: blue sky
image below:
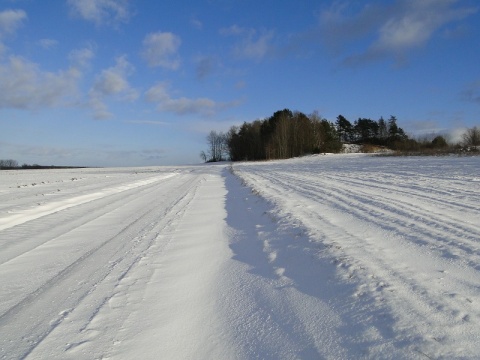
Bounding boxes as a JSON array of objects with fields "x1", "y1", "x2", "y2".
[{"x1": 1, "y1": 0, "x2": 479, "y2": 166}]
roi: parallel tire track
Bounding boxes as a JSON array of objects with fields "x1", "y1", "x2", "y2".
[
  {"x1": 0, "y1": 172, "x2": 203, "y2": 360},
  {"x1": 247, "y1": 170, "x2": 480, "y2": 264},
  {"x1": 0, "y1": 174, "x2": 180, "y2": 265},
  {"x1": 232, "y1": 161, "x2": 480, "y2": 357}
]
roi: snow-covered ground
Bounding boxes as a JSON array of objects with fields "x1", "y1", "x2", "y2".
[{"x1": 1, "y1": 155, "x2": 479, "y2": 359}]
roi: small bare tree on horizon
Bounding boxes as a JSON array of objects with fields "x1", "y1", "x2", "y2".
[
  {"x1": 462, "y1": 126, "x2": 480, "y2": 147},
  {"x1": 203, "y1": 131, "x2": 228, "y2": 162}
]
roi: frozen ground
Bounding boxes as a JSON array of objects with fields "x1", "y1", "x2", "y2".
[{"x1": 0, "y1": 155, "x2": 479, "y2": 359}]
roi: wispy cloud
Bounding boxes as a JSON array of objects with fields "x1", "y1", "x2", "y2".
[
  {"x1": 141, "y1": 148, "x2": 167, "y2": 162},
  {"x1": 0, "y1": 9, "x2": 27, "y2": 54},
  {"x1": 1, "y1": 140, "x2": 167, "y2": 166},
  {"x1": 1, "y1": 141, "x2": 83, "y2": 163},
  {"x1": 17, "y1": 144, "x2": 76, "y2": 158},
  {"x1": 124, "y1": 120, "x2": 169, "y2": 126},
  {"x1": 103, "y1": 147, "x2": 167, "y2": 164},
  {"x1": 195, "y1": 56, "x2": 215, "y2": 80},
  {"x1": 89, "y1": 55, "x2": 138, "y2": 119},
  {"x1": 68, "y1": 46, "x2": 95, "y2": 68},
  {"x1": 319, "y1": 0, "x2": 477, "y2": 66},
  {"x1": 219, "y1": 24, "x2": 245, "y2": 36},
  {"x1": 460, "y1": 80, "x2": 480, "y2": 104},
  {"x1": 67, "y1": 0, "x2": 131, "y2": 26},
  {"x1": 220, "y1": 25, "x2": 275, "y2": 61},
  {"x1": 141, "y1": 31, "x2": 181, "y2": 69},
  {"x1": 235, "y1": 80, "x2": 246, "y2": 89},
  {"x1": 190, "y1": 17, "x2": 203, "y2": 30},
  {"x1": 145, "y1": 82, "x2": 239, "y2": 116},
  {"x1": 38, "y1": 38, "x2": 58, "y2": 49}
]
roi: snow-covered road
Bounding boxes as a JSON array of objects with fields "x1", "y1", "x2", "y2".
[
  {"x1": 1, "y1": 155, "x2": 479, "y2": 359},
  {"x1": 1, "y1": 166, "x2": 248, "y2": 359}
]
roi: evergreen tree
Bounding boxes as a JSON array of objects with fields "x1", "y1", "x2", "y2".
[
  {"x1": 378, "y1": 117, "x2": 388, "y2": 142},
  {"x1": 335, "y1": 115, "x2": 353, "y2": 143},
  {"x1": 355, "y1": 118, "x2": 379, "y2": 143}
]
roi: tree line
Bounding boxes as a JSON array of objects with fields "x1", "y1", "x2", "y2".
[
  {"x1": 202, "y1": 109, "x2": 480, "y2": 162},
  {"x1": 228, "y1": 109, "x2": 344, "y2": 161},
  {"x1": 202, "y1": 109, "x2": 407, "y2": 162},
  {"x1": 203, "y1": 109, "x2": 342, "y2": 162},
  {"x1": 0, "y1": 160, "x2": 85, "y2": 170},
  {"x1": 0, "y1": 159, "x2": 19, "y2": 169}
]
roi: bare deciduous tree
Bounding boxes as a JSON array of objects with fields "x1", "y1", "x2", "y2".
[
  {"x1": 205, "y1": 131, "x2": 228, "y2": 162},
  {"x1": 0, "y1": 159, "x2": 19, "y2": 169},
  {"x1": 462, "y1": 126, "x2": 480, "y2": 147}
]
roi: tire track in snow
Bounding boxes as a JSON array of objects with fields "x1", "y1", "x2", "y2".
[
  {"x1": 0, "y1": 168, "x2": 176, "y2": 215},
  {"x1": 0, "y1": 172, "x2": 203, "y2": 360},
  {"x1": 233, "y1": 160, "x2": 480, "y2": 358},
  {"x1": 32, "y1": 173, "x2": 205, "y2": 359},
  {"x1": 0, "y1": 173, "x2": 180, "y2": 266},
  {"x1": 320, "y1": 172, "x2": 480, "y2": 217},
  {"x1": 0, "y1": 174, "x2": 176, "y2": 231},
  {"x1": 241, "y1": 167, "x2": 480, "y2": 278},
  {"x1": 253, "y1": 170, "x2": 480, "y2": 267}
]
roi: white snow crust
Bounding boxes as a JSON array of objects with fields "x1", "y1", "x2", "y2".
[{"x1": 1, "y1": 155, "x2": 479, "y2": 359}]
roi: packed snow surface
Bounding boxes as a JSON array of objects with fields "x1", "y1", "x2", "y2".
[{"x1": 0, "y1": 154, "x2": 479, "y2": 359}]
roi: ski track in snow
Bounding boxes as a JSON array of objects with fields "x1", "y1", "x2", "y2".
[{"x1": 0, "y1": 156, "x2": 479, "y2": 359}]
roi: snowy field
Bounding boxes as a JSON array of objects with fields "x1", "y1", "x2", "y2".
[{"x1": 0, "y1": 155, "x2": 479, "y2": 359}]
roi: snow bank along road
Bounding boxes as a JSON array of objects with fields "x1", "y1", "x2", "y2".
[{"x1": 0, "y1": 155, "x2": 479, "y2": 359}]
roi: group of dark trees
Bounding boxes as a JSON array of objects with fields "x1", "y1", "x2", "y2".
[
  {"x1": 203, "y1": 109, "x2": 341, "y2": 162},
  {"x1": 335, "y1": 115, "x2": 407, "y2": 145},
  {"x1": 202, "y1": 109, "x2": 411, "y2": 162},
  {"x1": 202, "y1": 109, "x2": 480, "y2": 162},
  {"x1": 227, "y1": 109, "x2": 342, "y2": 161},
  {"x1": 0, "y1": 159, "x2": 19, "y2": 169}
]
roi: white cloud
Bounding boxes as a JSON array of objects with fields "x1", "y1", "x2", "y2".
[
  {"x1": 319, "y1": 0, "x2": 477, "y2": 66},
  {"x1": 88, "y1": 96, "x2": 112, "y2": 120},
  {"x1": 376, "y1": 1, "x2": 475, "y2": 52},
  {"x1": 141, "y1": 32, "x2": 181, "y2": 69},
  {"x1": 0, "y1": 10, "x2": 87, "y2": 111},
  {"x1": 0, "y1": 9, "x2": 27, "y2": 36},
  {"x1": 68, "y1": 46, "x2": 95, "y2": 68},
  {"x1": 67, "y1": 0, "x2": 131, "y2": 26},
  {"x1": 0, "y1": 9, "x2": 27, "y2": 54},
  {"x1": 93, "y1": 67, "x2": 128, "y2": 95},
  {"x1": 220, "y1": 25, "x2": 274, "y2": 61},
  {"x1": 0, "y1": 56, "x2": 80, "y2": 109},
  {"x1": 145, "y1": 82, "x2": 238, "y2": 116},
  {"x1": 235, "y1": 31, "x2": 274, "y2": 60},
  {"x1": 89, "y1": 55, "x2": 138, "y2": 119}
]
